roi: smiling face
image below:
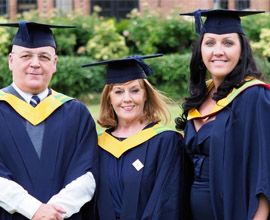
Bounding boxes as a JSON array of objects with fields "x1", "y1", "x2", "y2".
[
  {"x1": 9, "y1": 45, "x2": 57, "y2": 94},
  {"x1": 201, "y1": 33, "x2": 242, "y2": 86},
  {"x1": 109, "y1": 79, "x2": 147, "y2": 125}
]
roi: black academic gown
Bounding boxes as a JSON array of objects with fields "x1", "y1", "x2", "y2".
[
  {"x1": 184, "y1": 83, "x2": 270, "y2": 220},
  {"x1": 97, "y1": 125, "x2": 184, "y2": 220},
  {"x1": 0, "y1": 86, "x2": 99, "y2": 219}
]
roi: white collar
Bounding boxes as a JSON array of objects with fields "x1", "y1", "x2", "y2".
[{"x1": 12, "y1": 82, "x2": 49, "y2": 104}]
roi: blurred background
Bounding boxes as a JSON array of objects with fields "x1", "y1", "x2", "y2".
[{"x1": 0, "y1": 0, "x2": 270, "y2": 131}]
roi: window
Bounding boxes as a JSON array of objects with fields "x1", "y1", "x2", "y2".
[
  {"x1": 17, "y1": 0, "x2": 37, "y2": 14},
  {"x1": 55, "y1": 0, "x2": 73, "y2": 13},
  {"x1": 213, "y1": 0, "x2": 228, "y2": 9},
  {"x1": 235, "y1": 0, "x2": 250, "y2": 9},
  {"x1": 220, "y1": 0, "x2": 228, "y2": 9},
  {"x1": 91, "y1": 0, "x2": 139, "y2": 20},
  {"x1": 0, "y1": 0, "x2": 7, "y2": 15}
]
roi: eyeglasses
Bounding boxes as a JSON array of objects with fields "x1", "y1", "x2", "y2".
[{"x1": 11, "y1": 52, "x2": 56, "y2": 62}]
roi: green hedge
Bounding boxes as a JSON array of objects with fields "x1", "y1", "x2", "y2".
[
  {"x1": 1, "y1": 53, "x2": 269, "y2": 103},
  {"x1": 2, "y1": 10, "x2": 268, "y2": 58},
  {"x1": 50, "y1": 56, "x2": 105, "y2": 97},
  {"x1": 146, "y1": 53, "x2": 190, "y2": 100},
  {"x1": 0, "y1": 54, "x2": 189, "y2": 101},
  {"x1": 0, "y1": 56, "x2": 105, "y2": 99}
]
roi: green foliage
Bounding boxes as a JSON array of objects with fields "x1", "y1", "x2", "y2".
[
  {"x1": 254, "y1": 55, "x2": 270, "y2": 82},
  {"x1": 0, "y1": 54, "x2": 270, "y2": 102},
  {"x1": 157, "y1": 13, "x2": 197, "y2": 53},
  {"x1": 241, "y1": 12, "x2": 270, "y2": 42},
  {"x1": 126, "y1": 8, "x2": 163, "y2": 54},
  {"x1": 0, "y1": 16, "x2": 12, "y2": 54},
  {"x1": 251, "y1": 28, "x2": 270, "y2": 58},
  {"x1": 0, "y1": 8, "x2": 268, "y2": 102},
  {"x1": 56, "y1": 10, "x2": 100, "y2": 55},
  {"x1": 147, "y1": 53, "x2": 191, "y2": 100},
  {"x1": 125, "y1": 9, "x2": 197, "y2": 54},
  {"x1": 0, "y1": 56, "x2": 12, "y2": 88},
  {"x1": 0, "y1": 8, "x2": 268, "y2": 59},
  {"x1": 50, "y1": 56, "x2": 105, "y2": 97},
  {"x1": 0, "y1": 56, "x2": 106, "y2": 99},
  {"x1": 115, "y1": 18, "x2": 130, "y2": 35},
  {"x1": 85, "y1": 19, "x2": 129, "y2": 60},
  {"x1": 54, "y1": 31, "x2": 76, "y2": 55},
  {"x1": 0, "y1": 28, "x2": 11, "y2": 56}
]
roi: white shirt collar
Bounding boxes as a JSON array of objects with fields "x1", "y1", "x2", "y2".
[{"x1": 12, "y1": 82, "x2": 49, "y2": 104}]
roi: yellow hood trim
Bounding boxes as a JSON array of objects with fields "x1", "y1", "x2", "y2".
[
  {"x1": 0, "y1": 90, "x2": 74, "y2": 126},
  {"x1": 98, "y1": 124, "x2": 172, "y2": 158},
  {"x1": 187, "y1": 78, "x2": 266, "y2": 120}
]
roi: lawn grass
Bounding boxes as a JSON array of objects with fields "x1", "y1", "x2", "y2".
[{"x1": 88, "y1": 103, "x2": 182, "y2": 133}]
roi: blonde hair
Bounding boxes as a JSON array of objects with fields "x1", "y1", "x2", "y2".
[{"x1": 97, "y1": 79, "x2": 172, "y2": 128}]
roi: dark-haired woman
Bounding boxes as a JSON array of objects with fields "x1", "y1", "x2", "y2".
[{"x1": 177, "y1": 9, "x2": 270, "y2": 220}]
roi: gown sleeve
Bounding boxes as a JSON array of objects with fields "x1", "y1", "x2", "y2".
[
  {"x1": 246, "y1": 86, "x2": 270, "y2": 219},
  {"x1": 212, "y1": 85, "x2": 270, "y2": 220},
  {"x1": 62, "y1": 103, "x2": 98, "y2": 186},
  {"x1": 48, "y1": 172, "x2": 96, "y2": 218},
  {"x1": 0, "y1": 157, "x2": 41, "y2": 219}
]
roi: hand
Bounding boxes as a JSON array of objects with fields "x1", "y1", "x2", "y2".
[
  {"x1": 32, "y1": 203, "x2": 66, "y2": 220},
  {"x1": 252, "y1": 194, "x2": 269, "y2": 220}
]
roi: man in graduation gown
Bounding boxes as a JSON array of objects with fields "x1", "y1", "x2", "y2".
[{"x1": 0, "y1": 22, "x2": 98, "y2": 219}]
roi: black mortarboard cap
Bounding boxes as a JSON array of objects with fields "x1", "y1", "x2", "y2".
[
  {"x1": 82, "y1": 54, "x2": 163, "y2": 84},
  {"x1": 0, "y1": 21, "x2": 76, "y2": 48},
  {"x1": 180, "y1": 9, "x2": 264, "y2": 35}
]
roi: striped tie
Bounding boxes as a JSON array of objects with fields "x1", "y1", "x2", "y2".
[{"x1": 30, "y1": 95, "x2": 40, "y2": 107}]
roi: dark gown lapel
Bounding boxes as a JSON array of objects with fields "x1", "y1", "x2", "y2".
[
  {"x1": 210, "y1": 108, "x2": 230, "y2": 220},
  {"x1": 35, "y1": 107, "x2": 63, "y2": 200},
  {"x1": 0, "y1": 104, "x2": 41, "y2": 186},
  {"x1": 120, "y1": 143, "x2": 147, "y2": 219},
  {"x1": 98, "y1": 142, "x2": 148, "y2": 220},
  {"x1": 98, "y1": 151, "x2": 116, "y2": 220}
]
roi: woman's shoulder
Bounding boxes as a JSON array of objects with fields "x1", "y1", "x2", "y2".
[
  {"x1": 237, "y1": 83, "x2": 270, "y2": 100},
  {"x1": 153, "y1": 128, "x2": 183, "y2": 142},
  {"x1": 232, "y1": 84, "x2": 270, "y2": 113}
]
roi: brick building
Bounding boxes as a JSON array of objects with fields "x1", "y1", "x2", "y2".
[{"x1": 3, "y1": 0, "x2": 270, "y2": 21}]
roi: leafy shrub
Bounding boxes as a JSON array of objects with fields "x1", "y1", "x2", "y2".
[
  {"x1": 65, "y1": 9, "x2": 101, "y2": 55},
  {"x1": 0, "y1": 28, "x2": 11, "y2": 56},
  {"x1": 0, "y1": 9, "x2": 268, "y2": 59},
  {"x1": 0, "y1": 56, "x2": 105, "y2": 99},
  {"x1": 0, "y1": 56, "x2": 12, "y2": 87},
  {"x1": 50, "y1": 56, "x2": 105, "y2": 97},
  {"x1": 147, "y1": 53, "x2": 191, "y2": 100},
  {"x1": 157, "y1": 13, "x2": 197, "y2": 53},
  {"x1": 251, "y1": 28, "x2": 270, "y2": 58},
  {"x1": 254, "y1": 55, "x2": 270, "y2": 82},
  {"x1": 0, "y1": 54, "x2": 269, "y2": 101},
  {"x1": 126, "y1": 8, "x2": 164, "y2": 54},
  {"x1": 85, "y1": 19, "x2": 129, "y2": 60},
  {"x1": 0, "y1": 8, "x2": 268, "y2": 102},
  {"x1": 241, "y1": 12, "x2": 270, "y2": 42}
]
